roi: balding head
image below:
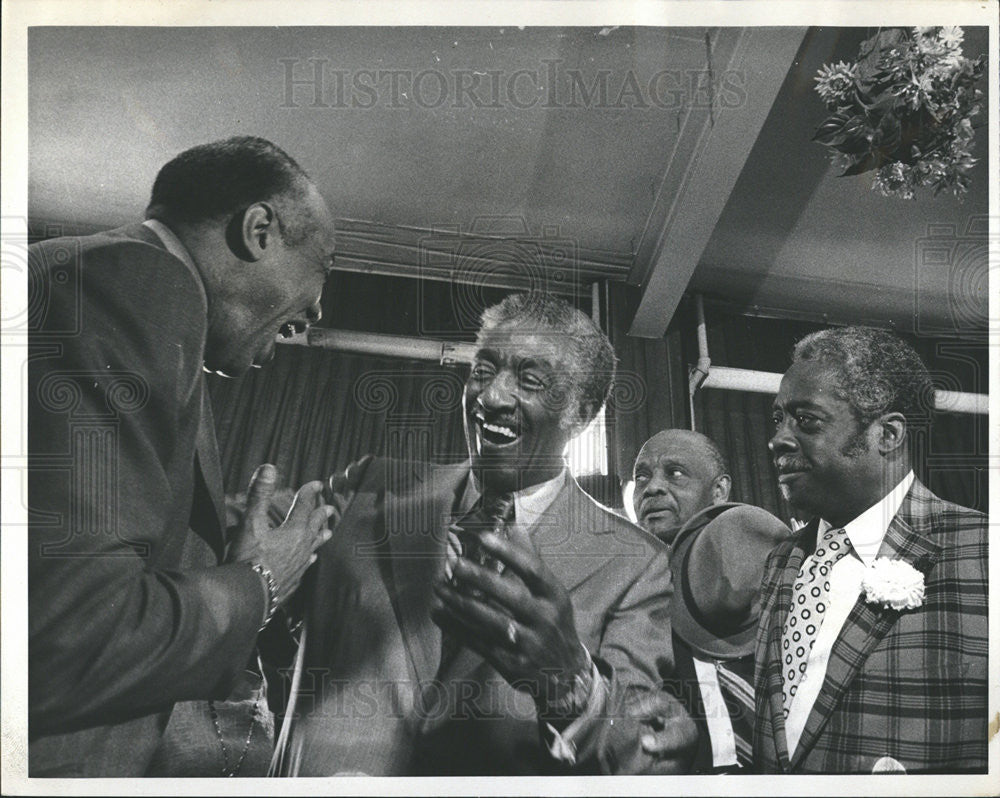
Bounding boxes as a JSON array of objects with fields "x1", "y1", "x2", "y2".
[{"x1": 631, "y1": 429, "x2": 731, "y2": 544}]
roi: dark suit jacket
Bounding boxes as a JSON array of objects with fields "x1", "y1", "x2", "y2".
[
  {"x1": 287, "y1": 458, "x2": 673, "y2": 775},
  {"x1": 28, "y1": 224, "x2": 265, "y2": 776},
  {"x1": 753, "y1": 479, "x2": 988, "y2": 773}
]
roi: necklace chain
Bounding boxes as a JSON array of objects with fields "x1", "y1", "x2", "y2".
[{"x1": 208, "y1": 696, "x2": 259, "y2": 777}]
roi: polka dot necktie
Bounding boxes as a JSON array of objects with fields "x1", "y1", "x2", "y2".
[{"x1": 780, "y1": 525, "x2": 852, "y2": 716}]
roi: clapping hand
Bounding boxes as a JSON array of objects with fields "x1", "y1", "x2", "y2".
[
  {"x1": 430, "y1": 521, "x2": 589, "y2": 711},
  {"x1": 226, "y1": 463, "x2": 334, "y2": 606}
]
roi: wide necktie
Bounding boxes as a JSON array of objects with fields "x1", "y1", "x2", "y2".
[{"x1": 780, "y1": 525, "x2": 852, "y2": 716}]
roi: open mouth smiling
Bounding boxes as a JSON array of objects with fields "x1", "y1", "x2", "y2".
[
  {"x1": 277, "y1": 320, "x2": 308, "y2": 340},
  {"x1": 474, "y1": 412, "x2": 522, "y2": 447}
]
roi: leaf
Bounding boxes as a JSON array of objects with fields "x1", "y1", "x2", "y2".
[{"x1": 812, "y1": 113, "x2": 851, "y2": 145}]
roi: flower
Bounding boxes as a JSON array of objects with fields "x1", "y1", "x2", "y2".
[
  {"x1": 812, "y1": 26, "x2": 985, "y2": 199},
  {"x1": 939, "y1": 26, "x2": 964, "y2": 49},
  {"x1": 814, "y1": 61, "x2": 859, "y2": 105},
  {"x1": 860, "y1": 558, "x2": 925, "y2": 610}
]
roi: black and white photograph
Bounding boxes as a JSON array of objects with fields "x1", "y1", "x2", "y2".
[{"x1": 2, "y1": 1, "x2": 996, "y2": 794}]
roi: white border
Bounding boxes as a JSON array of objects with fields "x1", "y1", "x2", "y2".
[{"x1": 2, "y1": 1, "x2": 997, "y2": 795}]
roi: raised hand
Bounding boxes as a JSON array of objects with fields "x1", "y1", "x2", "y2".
[
  {"x1": 430, "y1": 521, "x2": 590, "y2": 712},
  {"x1": 226, "y1": 463, "x2": 334, "y2": 606}
]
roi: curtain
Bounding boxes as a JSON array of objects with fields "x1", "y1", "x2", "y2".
[
  {"x1": 606, "y1": 283, "x2": 689, "y2": 484},
  {"x1": 208, "y1": 344, "x2": 469, "y2": 494}
]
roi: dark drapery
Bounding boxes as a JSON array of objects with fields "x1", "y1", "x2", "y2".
[
  {"x1": 207, "y1": 344, "x2": 470, "y2": 493},
  {"x1": 606, "y1": 284, "x2": 689, "y2": 483}
]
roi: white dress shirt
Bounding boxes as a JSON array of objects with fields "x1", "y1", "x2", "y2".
[
  {"x1": 692, "y1": 656, "x2": 738, "y2": 768},
  {"x1": 784, "y1": 470, "x2": 915, "y2": 755}
]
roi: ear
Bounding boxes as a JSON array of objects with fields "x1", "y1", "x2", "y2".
[
  {"x1": 875, "y1": 411, "x2": 907, "y2": 455},
  {"x1": 711, "y1": 473, "x2": 732, "y2": 504},
  {"x1": 227, "y1": 202, "x2": 276, "y2": 262}
]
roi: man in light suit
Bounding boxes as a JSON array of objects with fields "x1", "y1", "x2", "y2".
[
  {"x1": 29, "y1": 137, "x2": 338, "y2": 775},
  {"x1": 284, "y1": 293, "x2": 684, "y2": 775},
  {"x1": 755, "y1": 326, "x2": 987, "y2": 773}
]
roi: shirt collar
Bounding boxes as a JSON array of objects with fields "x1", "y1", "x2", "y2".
[
  {"x1": 142, "y1": 218, "x2": 199, "y2": 275},
  {"x1": 512, "y1": 469, "x2": 567, "y2": 533},
  {"x1": 466, "y1": 466, "x2": 567, "y2": 534},
  {"x1": 818, "y1": 470, "x2": 914, "y2": 566}
]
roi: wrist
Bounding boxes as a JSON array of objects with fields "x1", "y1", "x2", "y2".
[
  {"x1": 250, "y1": 562, "x2": 280, "y2": 633},
  {"x1": 540, "y1": 644, "x2": 594, "y2": 719}
]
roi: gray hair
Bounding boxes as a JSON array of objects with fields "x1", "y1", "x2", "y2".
[
  {"x1": 478, "y1": 292, "x2": 616, "y2": 414},
  {"x1": 792, "y1": 326, "x2": 934, "y2": 428}
]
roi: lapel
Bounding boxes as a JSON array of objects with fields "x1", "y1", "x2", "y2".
[
  {"x1": 121, "y1": 223, "x2": 227, "y2": 557},
  {"x1": 530, "y1": 476, "x2": 611, "y2": 593},
  {"x1": 193, "y1": 379, "x2": 227, "y2": 558},
  {"x1": 789, "y1": 481, "x2": 941, "y2": 769},
  {"x1": 762, "y1": 521, "x2": 814, "y2": 771},
  {"x1": 385, "y1": 460, "x2": 469, "y2": 685}
]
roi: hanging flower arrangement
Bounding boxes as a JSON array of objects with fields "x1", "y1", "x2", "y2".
[{"x1": 812, "y1": 27, "x2": 986, "y2": 199}]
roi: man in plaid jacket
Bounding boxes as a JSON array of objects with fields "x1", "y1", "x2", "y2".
[{"x1": 754, "y1": 327, "x2": 987, "y2": 774}]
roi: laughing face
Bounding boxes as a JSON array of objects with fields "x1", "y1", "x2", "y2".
[
  {"x1": 463, "y1": 325, "x2": 587, "y2": 494},
  {"x1": 769, "y1": 360, "x2": 884, "y2": 526},
  {"x1": 205, "y1": 182, "x2": 336, "y2": 377}
]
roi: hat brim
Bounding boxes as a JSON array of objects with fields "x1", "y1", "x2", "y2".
[{"x1": 669, "y1": 504, "x2": 758, "y2": 660}]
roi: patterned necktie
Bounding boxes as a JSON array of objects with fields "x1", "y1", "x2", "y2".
[
  {"x1": 780, "y1": 525, "x2": 852, "y2": 716},
  {"x1": 437, "y1": 493, "x2": 515, "y2": 677},
  {"x1": 715, "y1": 656, "x2": 755, "y2": 770}
]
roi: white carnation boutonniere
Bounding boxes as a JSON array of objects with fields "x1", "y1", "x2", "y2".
[{"x1": 860, "y1": 558, "x2": 925, "y2": 611}]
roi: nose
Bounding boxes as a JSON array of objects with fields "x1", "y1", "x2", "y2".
[
  {"x1": 768, "y1": 419, "x2": 797, "y2": 455},
  {"x1": 479, "y1": 369, "x2": 517, "y2": 412},
  {"x1": 306, "y1": 300, "x2": 322, "y2": 325},
  {"x1": 642, "y1": 471, "x2": 668, "y2": 497}
]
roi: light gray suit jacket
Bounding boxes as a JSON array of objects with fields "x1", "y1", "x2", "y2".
[{"x1": 286, "y1": 458, "x2": 673, "y2": 775}]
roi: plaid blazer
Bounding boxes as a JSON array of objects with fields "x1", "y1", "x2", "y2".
[{"x1": 753, "y1": 479, "x2": 988, "y2": 774}]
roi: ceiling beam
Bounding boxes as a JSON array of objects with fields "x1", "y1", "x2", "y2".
[{"x1": 627, "y1": 27, "x2": 808, "y2": 338}]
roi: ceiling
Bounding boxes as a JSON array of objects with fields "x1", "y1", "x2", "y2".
[{"x1": 28, "y1": 25, "x2": 990, "y2": 338}]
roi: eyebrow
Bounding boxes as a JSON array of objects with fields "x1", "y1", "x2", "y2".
[{"x1": 773, "y1": 398, "x2": 829, "y2": 413}]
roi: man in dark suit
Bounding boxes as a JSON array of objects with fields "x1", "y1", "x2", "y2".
[
  {"x1": 628, "y1": 429, "x2": 791, "y2": 773},
  {"x1": 29, "y1": 137, "x2": 338, "y2": 776},
  {"x1": 755, "y1": 326, "x2": 988, "y2": 773},
  {"x1": 281, "y1": 293, "x2": 682, "y2": 775}
]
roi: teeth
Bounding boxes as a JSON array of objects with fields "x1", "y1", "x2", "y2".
[
  {"x1": 482, "y1": 421, "x2": 517, "y2": 439},
  {"x1": 279, "y1": 322, "x2": 307, "y2": 339}
]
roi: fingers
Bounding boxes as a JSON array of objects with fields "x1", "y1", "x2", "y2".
[
  {"x1": 244, "y1": 464, "x2": 278, "y2": 528},
  {"x1": 476, "y1": 530, "x2": 555, "y2": 598},
  {"x1": 432, "y1": 579, "x2": 516, "y2": 648},
  {"x1": 449, "y1": 555, "x2": 531, "y2": 618},
  {"x1": 630, "y1": 691, "x2": 699, "y2": 758},
  {"x1": 284, "y1": 480, "x2": 327, "y2": 528},
  {"x1": 444, "y1": 530, "x2": 461, "y2": 582},
  {"x1": 640, "y1": 722, "x2": 697, "y2": 757}
]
